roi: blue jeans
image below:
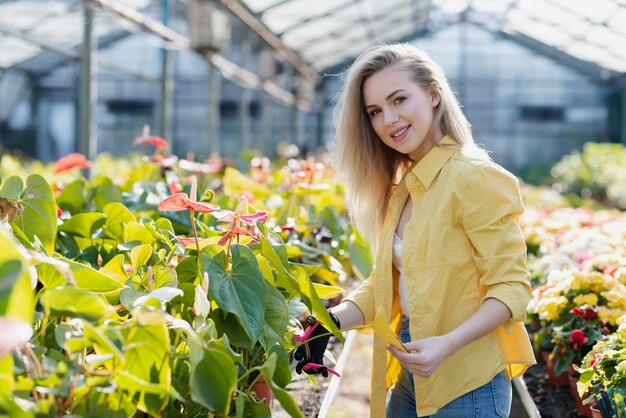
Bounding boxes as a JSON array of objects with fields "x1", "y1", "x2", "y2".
[{"x1": 386, "y1": 317, "x2": 512, "y2": 418}]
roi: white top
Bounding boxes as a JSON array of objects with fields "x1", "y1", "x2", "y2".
[{"x1": 392, "y1": 232, "x2": 410, "y2": 315}]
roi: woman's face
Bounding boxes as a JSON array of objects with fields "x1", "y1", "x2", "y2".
[{"x1": 362, "y1": 65, "x2": 441, "y2": 162}]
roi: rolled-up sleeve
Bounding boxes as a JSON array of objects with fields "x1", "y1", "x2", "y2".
[
  {"x1": 343, "y1": 268, "x2": 377, "y2": 324},
  {"x1": 461, "y1": 163, "x2": 531, "y2": 323}
]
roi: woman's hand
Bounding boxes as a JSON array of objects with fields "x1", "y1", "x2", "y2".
[{"x1": 387, "y1": 335, "x2": 454, "y2": 377}]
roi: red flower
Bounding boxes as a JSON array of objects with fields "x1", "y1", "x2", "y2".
[
  {"x1": 572, "y1": 307, "x2": 584, "y2": 317},
  {"x1": 54, "y1": 153, "x2": 91, "y2": 173},
  {"x1": 218, "y1": 227, "x2": 254, "y2": 246},
  {"x1": 57, "y1": 207, "x2": 63, "y2": 218},
  {"x1": 133, "y1": 135, "x2": 169, "y2": 149},
  {"x1": 567, "y1": 329, "x2": 589, "y2": 349},
  {"x1": 583, "y1": 308, "x2": 598, "y2": 320},
  {"x1": 590, "y1": 358, "x2": 596, "y2": 366},
  {"x1": 217, "y1": 196, "x2": 268, "y2": 247}
]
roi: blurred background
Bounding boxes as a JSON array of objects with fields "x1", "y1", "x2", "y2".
[{"x1": 0, "y1": 0, "x2": 624, "y2": 174}]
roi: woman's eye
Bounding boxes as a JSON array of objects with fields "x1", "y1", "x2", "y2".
[
  {"x1": 394, "y1": 96, "x2": 406, "y2": 105},
  {"x1": 369, "y1": 109, "x2": 380, "y2": 117}
]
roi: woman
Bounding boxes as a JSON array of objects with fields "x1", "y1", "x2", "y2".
[{"x1": 295, "y1": 43, "x2": 535, "y2": 417}]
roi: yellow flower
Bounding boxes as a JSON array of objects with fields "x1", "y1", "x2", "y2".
[
  {"x1": 574, "y1": 293, "x2": 599, "y2": 306},
  {"x1": 616, "y1": 360, "x2": 626, "y2": 372}
]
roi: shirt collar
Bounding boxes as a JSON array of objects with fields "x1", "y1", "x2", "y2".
[{"x1": 408, "y1": 135, "x2": 459, "y2": 189}]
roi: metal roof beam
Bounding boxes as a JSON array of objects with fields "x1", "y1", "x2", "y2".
[
  {"x1": 91, "y1": 0, "x2": 309, "y2": 110},
  {"x1": 291, "y1": 0, "x2": 425, "y2": 54},
  {"x1": 215, "y1": 0, "x2": 320, "y2": 83},
  {"x1": 276, "y1": 1, "x2": 356, "y2": 37},
  {"x1": 0, "y1": 21, "x2": 158, "y2": 82},
  {"x1": 254, "y1": 0, "x2": 292, "y2": 17}
]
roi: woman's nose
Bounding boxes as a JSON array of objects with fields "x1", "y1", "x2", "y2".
[{"x1": 384, "y1": 110, "x2": 399, "y2": 126}]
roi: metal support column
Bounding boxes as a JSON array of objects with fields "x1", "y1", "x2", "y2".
[
  {"x1": 239, "y1": 32, "x2": 251, "y2": 151},
  {"x1": 208, "y1": 63, "x2": 221, "y2": 156},
  {"x1": 159, "y1": 0, "x2": 174, "y2": 143},
  {"x1": 315, "y1": 83, "x2": 325, "y2": 151},
  {"x1": 260, "y1": 92, "x2": 272, "y2": 155},
  {"x1": 78, "y1": 0, "x2": 97, "y2": 162}
]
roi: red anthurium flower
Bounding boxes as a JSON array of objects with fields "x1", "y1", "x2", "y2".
[
  {"x1": 159, "y1": 193, "x2": 218, "y2": 213},
  {"x1": 571, "y1": 307, "x2": 584, "y2": 317},
  {"x1": 218, "y1": 227, "x2": 253, "y2": 246},
  {"x1": 176, "y1": 237, "x2": 198, "y2": 247},
  {"x1": 54, "y1": 153, "x2": 91, "y2": 173},
  {"x1": 583, "y1": 308, "x2": 598, "y2": 320},
  {"x1": 133, "y1": 135, "x2": 169, "y2": 149},
  {"x1": 57, "y1": 207, "x2": 63, "y2": 218}
]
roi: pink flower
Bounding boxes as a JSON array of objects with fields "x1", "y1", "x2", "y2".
[
  {"x1": 0, "y1": 317, "x2": 33, "y2": 356},
  {"x1": 54, "y1": 153, "x2": 91, "y2": 173},
  {"x1": 133, "y1": 135, "x2": 169, "y2": 149}
]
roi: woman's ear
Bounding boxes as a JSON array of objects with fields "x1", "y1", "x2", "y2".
[{"x1": 430, "y1": 82, "x2": 441, "y2": 107}]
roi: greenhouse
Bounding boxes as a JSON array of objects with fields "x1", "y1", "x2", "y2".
[{"x1": 1, "y1": 0, "x2": 626, "y2": 417}]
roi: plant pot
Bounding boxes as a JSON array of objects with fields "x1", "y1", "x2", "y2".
[
  {"x1": 590, "y1": 404, "x2": 602, "y2": 418},
  {"x1": 569, "y1": 375, "x2": 593, "y2": 418},
  {"x1": 544, "y1": 352, "x2": 569, "y2": 386},
  {"x1": 252, "y1": 376, "x2": 274, "y2": 407}
]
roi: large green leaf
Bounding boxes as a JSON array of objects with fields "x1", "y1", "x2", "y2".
[
  {"x1": 62, "y1": 257, "x2": 127, "y2": 294},
  {"x1": 258, "y1": 285, "x2": 289, "y2": 351},
  {"x1": 0, "y1": 231, "x2": 33, "y2": 323},
  {"x1": 93, "y1": 176, "x2": 122, "y2": 212},
  {"x1": 120, "y1": 308, "x2": 171, "y2": 417},
  {"x1": 0, "y1": 352, "x2": 14, "y2": 397},
  {"x1": 131, "y1": 244, "x2": 153, "y2": 274},
  {"x1": 189, "y1": 339, "x2": 237, "y2": 415},
  {"x1": 99, "y1": 254, "x2": 129, "y2": 285},
  {"x1": 200, "y1": 244, "x2": 268, "y2": 343},
  {"x1": 103, "y1": 202, "x2": 135, "y2": 242},
  {"x1": 259, "y1": 234, "x2": 300, "y2": 294},
  {"x1": 40, "y1": 287, "x2": 115, "y2": 322},
  {"x1": 58, "y1": 212, "x2": 106, "y2": 238},
  {"x1": 259, "y1": 352, "x2": 304, "y2": 418},
  {"x1": 292, "y1": 264, "x2": 343, "y2": 343},
  {"x1": 124, "y1": 222, "x2": 155, "y2": 245},
  {"x1": 347, "y1": 231, "x2": 373, "y2": 280},
  {"x1": 1, "y1": 174, "x2": 57, "y2": 254},
  {"x1": 56, "y1": 178, "x2": 87, "y2": 213}
]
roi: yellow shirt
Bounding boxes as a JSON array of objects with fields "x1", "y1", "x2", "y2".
[{"x1": 344, "y1": 136, "x2": 536, "y2": 417}]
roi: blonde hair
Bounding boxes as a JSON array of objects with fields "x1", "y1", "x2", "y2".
[{"x1": 334, "y1": 43, "x2": 487, "y2": 249}]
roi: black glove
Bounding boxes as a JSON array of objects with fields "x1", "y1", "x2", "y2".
[{"x1": 294, "y1": 312, "x2": 341, "y2": 377}]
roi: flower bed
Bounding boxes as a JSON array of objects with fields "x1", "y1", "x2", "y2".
[
  {"x1": 521, "y1": 203, "x2": 626, "y2": 417},
  {"x1": 0, "y1": 142, "x2": 372, "y2": 417}
]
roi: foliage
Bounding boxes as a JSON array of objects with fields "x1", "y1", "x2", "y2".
[{"x1": 0, "y1": 146, "x2": 371, "y2": 417}]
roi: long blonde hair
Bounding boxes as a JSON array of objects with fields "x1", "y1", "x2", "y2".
[{"x1": 334, "y1": 43, "x2": 486, "y2": 249}]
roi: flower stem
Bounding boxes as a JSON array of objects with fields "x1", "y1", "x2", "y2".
[{"x1": 190, "y1": 209, "x2": 201, "y2": 276}]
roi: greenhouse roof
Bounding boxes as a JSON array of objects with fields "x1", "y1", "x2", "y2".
[
  {"x1": 0, "y1": 0, "x2": 625, "y2": 81},
  {"x1": 243, "y1": 0, "x2": 626, "y2": 77}
]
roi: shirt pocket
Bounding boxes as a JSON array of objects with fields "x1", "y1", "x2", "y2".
[{"x1": 424, "y1": 215, "x2": 458, "y2": 267}]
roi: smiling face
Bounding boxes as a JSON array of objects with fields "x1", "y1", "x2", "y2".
[{"x1": 362, "y1": 65, "x2": 442, "y2": 162}]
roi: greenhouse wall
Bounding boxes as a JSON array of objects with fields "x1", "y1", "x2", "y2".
[{"x1": 323, "y1": 23, "x2": 609, "y2": 174}]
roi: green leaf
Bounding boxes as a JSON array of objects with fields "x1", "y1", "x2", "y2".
[
  {"x1": 175, "y1": 257, "x2": 199, "y2": 283},
  {"x1": 189, "y1": 339, "x2": 237, "y2": 415},
  {"x1": 1, "y1": 175, "x2": 57, "y2": 255},
  {"x1": 348, "y1": 231, "x2": 373, "y2": 280},
  {"x1": 292, "y1": 264, "x2": 343, "y2": 343},
  {"x1": 120, "y1": 308, "x2": 171, "y2": 417},
  {"x1": 35, "y1": 263, "x2": 67, "y2": 288},
  {"x1": 56, "y1": 178, "x2": 87, "y2": 213},
  {"x1": 154, "y1": 267, "x2": 177, "y2": 289},
  {"x1": 259, "y1": 234, "x2": 299, "y2": 294},
  {"x1": 99, "y1": 254, "x2": 129, "y2": 285},
  {"x1": 40, "y1": 287, "x2": 115, "y2": 322},
  {"x1": 62, "y1": 257, "x2": 127, "y2": 294},
  {"x1": 0, "y1": 354, "x2": 14, "y2": 397},
  {"x1": 82, "y1": 321, "x2": 124, "y2": 366},
  {"x1": 124, "y1": 222, "x2": 155, "y2": 245},
  {"x1": 0, "y1": 176, "x2": 23, "y2": 200},
  {"x1": 200, "y1": 244, "x2": 268, "y2": 342},
  {"x1": 103, "y1": 202, "x2": 136, "y2": 242},
  {"x1": 259, "y1": 352, "x2": 304, "y2": 418},
  {"x1": 259, "y1": 285, "x2": 289, "y2": 351},
  {"x1": 93, "y1": 176, "x2": 122, "y2": 212},
  {"x1": 0, "y1": 231, "x2": 33, "y2": 324},
  {"x1": 131, "y1": 244, "x2": 153, "y2": 274},
  {"x1": 0, "y1": 395, "x2": 33, "y2": 418},
  {"x1": 58, "y1": 212, "x2": 106, "y2": 238}
]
